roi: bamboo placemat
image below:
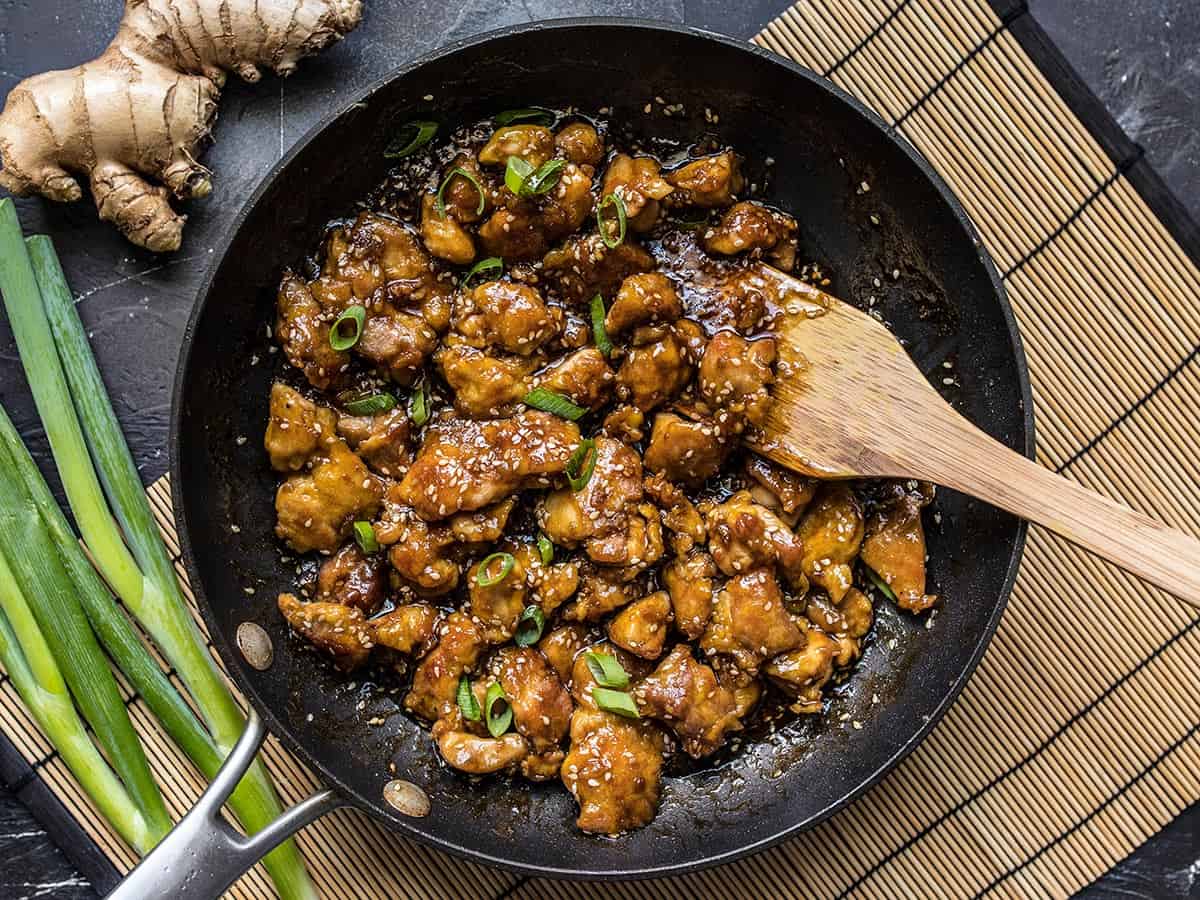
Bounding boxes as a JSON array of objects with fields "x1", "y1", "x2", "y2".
[{"x1": 2, "y1": 0, "x2": 1199, "y2": 896}]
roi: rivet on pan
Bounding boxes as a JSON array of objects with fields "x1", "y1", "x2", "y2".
[
  {"x1": 236, "y1": 621, "x2": 274, "y2": 671},
  {"x1": 383, "y1": 779, "x2": 431, "y2": 818}
]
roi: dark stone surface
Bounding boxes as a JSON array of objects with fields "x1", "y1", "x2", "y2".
[{"x1": 0, "y1": 1, "x2": 1194, "y2": 897}]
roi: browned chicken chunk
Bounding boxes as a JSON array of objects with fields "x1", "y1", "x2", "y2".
[
  {"x1": 538, "y1": 623, "x2": 590, "y2": 685},
  {"x1": 562, "y1": 708, "x2": 664, "y2": 834},
  {"x1": 605, "y1": 273, "x2": 684, "y2": 336},
  {"x1": 356, "y1": 307, "x2": 440, "y2": 385},
  {"x1": 642, "y1": 412, "x2": 730, "y2": 483},
  {"x1": 454, "y1": 280, "x2": 558, "y2": 356},
  {"x1": 436, "y1": 342, "x2": 535, "y2": 418},
  {"x1": 744, "y1": 453, "x2": 816, "y2": 524},
  {"x1": 635, "y1": 644, "x2": 741, "y2": 757},
  {"x1": 490, "y1": 647, "x2": 573, "y2": 752},
  {"x1": 601, "y1": 154, "x2": 675, "y2": 232},
  {"x1": 405, "y1": 612, "x2": 486, "y2": 721},
  {"x1": 541, "y1": 234, "x2": 655, "y2": 305},
  {"x1": 643, "y1": 473, "x2": 706, "y2": 553},
  {"x1": 561, "y1": 564, "x2": 641, "y2": 622},
  {"x1": 797, "y1": 484, "x2": 864, "y2": 604},
  {"x1": 478, "y1": 124, "x2": 555, "y2": 168},
  {"x1": 433, "y1": 714, "x2": 528, "y2": 775},
  {"x1": 315, "y1": 544, "x2": 385, "y2": 612},
  {"x1": 615, "y1": 326, "x2": 694, "y2": 412},
  {"x1": 265, "y1": 382, "x2": 338, "y2": 472},
  {"x1": 276, "y1": 273, "x2": 349, "y2": 391},
  {"x1": 278, "y1": 593, "x2": 372, "y2": 671},
  {"x1": 420, "y1": 192, "x2": 476, "y2": 265},
  {"x1": 555, "y1": 121, "x2": 604, "y2": 168},
  {"x1": 467, "y1": 552, "x2": 529, "y2": 643},
  {"x1": 335, "y1": 406, "x2": 412, "y2": 477},
  {"x1": 533, "y1": 347, "x2": 615, "y2": 410},
  {"x1": 697, "y1": 331, "x2": 777, "y2": 428},
  {"x1": 704, "y1": 201, "x2": 798, "y2": 270},
  {"x1": 705, "y1": 490, "x2": 806, "y2": 589},
  {"x1": 661, "y1": 549, "x2": 717, "y2": 639},
  {"x1": 665, "y1": 151, "x2": 743, "y2": 207},
  {"x1": 700, "y1": 569, "x2": 804, "y2": 673},
  {"x1": 369, "y1": 603, "x2": 440, "y2": 656},
  {"x1": 275, "y1": 442, "x2": 383, "y2": 553},
  {"x1": 861, "y1": 483, "x2": 937, "y2": 612},
  {"x1": 607, "y1": 591, "x2": 672, "y2": 660},
  {"x1": 765, "y1": 624, "x2": 838, "y2": 714}
]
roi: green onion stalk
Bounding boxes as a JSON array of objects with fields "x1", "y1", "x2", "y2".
[{"x1": 0, "y1": 551, "x2": 160, "y2": 853}]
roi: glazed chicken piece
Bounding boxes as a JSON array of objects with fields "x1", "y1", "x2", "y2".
[
  {"x1": 607, "y1": 591, "x2": 672, "y2": 660},
  {"x1": 533, "y1": 347, "x2": 615, "y2": 411},
  {"x1": 587, "y1": 502, "x2": 665, "y2": 577},
  {"x1": 513, "y1": 545, "x2": 580, "y2": 616},
  {"x1": 561, "y1": 564, "x2": 641, "y2": 622},
  {"x1": 643, "y1": 473, "x2": 706, "y2": 553},
  {"x1": 661, "y1": 549, "x2": 717, "y2": 639},
  {"x1": 453, "y1": 280, "x2": 558, "y2": 356},
  {"x1": 265, "y1": 382, "x2": 338, "y2": 472},
  {"x1": 274, "y1": 442, "x2": 383, "y2": 554},
  {"x1": 601, "y1": 154, "x2": 675, "y2": 232},
  {"x1": 602, "y1": 405, "x2": 646, "y2": 444},
  {"x1": 478, "y1": 124, "x2": 555, "y2": 169},
  {"x1": 405, "y1": 611, "x2": 486, "y2": 721},
  {"x1": 355, "y1": 306, "x2": 440, "y2": 385},
  {"x1": 562, "y1": 707, "x2": 665, "y2": 834},
  {"x1": 703, "y1": 201, "x2": 798, "y2": 270},
  {"x1": 437, "y1": 153, "x2": 492, "y2": 224},
  {"x1": 642, "y1": 412, "x2": 730, "y2": 484},
  {"x1": 446, "y1": 498, "x2": 515, "y2": 544},
  {"x1": 397, "y1": 411, "x2": 580, "y2": 519},
  {"x1": 314, "y1": 544, "x2": 385, "y2": 613},
  {"x1": 538, "y1": 623, "x2": 590, "y2": 685},
  {"x1": 379, "y1": 502, "x2": 460, "y2": 594},
  {"x1": 555, "y1": 121, "x2": 604, "y2": 168},
  {"x1": 860, "y1": 482, "x2": 937, "y2": 612},
  {"x1": 765, "y1": 624, "x2": 838, "y2": 714},
  {"x1": 467, "y1": 551, "x2": 529, "y2": 643},
  {"x1": 605, "y1": 273, "x2": 684, "y2": 336},
  {"x1": 700, "y1": 569, "x2": 804, "y2": 673},
  {"x1": 664, "y1": 151, "x2": 743, "y2": 207},
  {"x1": 278, "y1": 593, "x2": 372, "y2": 671},
  {"x1": 335, "y1": 406, "x2": 412, "y2": 477},
  {"x1": 276, "y1": 273, "x2": 349, "y2": 391},
  {"x1": 797, "y1": 484, "x2": 864, "y2": 604},
  {"x1": 477, "y1": 163, "x2": 593, "y2": 261},
  {"x1": 615, "y1": 326, "x2": 694, "y2": 412},
  {"x1": 635, "y1": 644, "x2": 741, "y2": 757},
  {"x1": 541, "y1": 234, "x2": 655, "y2": 305},
  {"x1": 804, "y1": 586, "x2": 873, "y2": 643},
  {"x1": 433, "y1": 713, "x2": 529, "y2": 776},
  {"x1": 420, "y1": 192, "x2": 475, "y2": 265},
  {"x1": 705, "y1": 490, "x2": 807, "y2": 590},
  {"x1": 697, "y1": 331, "x2": 777, "y2": 429},
  {"x1": 436, "y1": 342, "x2": 536, "y2": 418},
  {"x1": 743, "y1": 453, "x2": 816, "y2": 525},
  {"x1": 490, "y1": 647, "x2": 574, "y2": 752},
  {"x1": 369, "y1": 603, "x2": 440, "y2": 656}
]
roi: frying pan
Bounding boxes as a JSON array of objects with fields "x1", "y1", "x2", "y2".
[{"x1": 126, "y1": 18, "x2": 1034, "y2": 895}]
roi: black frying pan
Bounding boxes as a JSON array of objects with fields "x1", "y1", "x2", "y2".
[{"x1": 164, "y1": 18, "x2": 1032, "y2": 884}]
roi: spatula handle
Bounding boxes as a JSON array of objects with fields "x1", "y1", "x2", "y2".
[{"x1": 912, "y1": 418, "x2": 1200, "y2": 609}]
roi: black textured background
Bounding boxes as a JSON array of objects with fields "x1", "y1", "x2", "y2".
[{"x1": 0, "y1": 0, "x2": 1195, "y2": 896}]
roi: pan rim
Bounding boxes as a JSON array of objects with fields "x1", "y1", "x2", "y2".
[{"x1": 170, "y1": 16, "x2": 1034, "y2": 881}]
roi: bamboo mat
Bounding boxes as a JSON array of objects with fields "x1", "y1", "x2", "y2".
[{"x1": 2, "y1": 0, "x2": 1199, "y2": 896}]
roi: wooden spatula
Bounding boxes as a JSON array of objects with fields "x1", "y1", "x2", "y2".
[{"x1": 751, "y1": 264, "x2": 1200, "y2": 609}]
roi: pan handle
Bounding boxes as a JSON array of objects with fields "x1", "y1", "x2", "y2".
[{"x1": 107, "y1": 709, "x2": 342, "y2": 899}]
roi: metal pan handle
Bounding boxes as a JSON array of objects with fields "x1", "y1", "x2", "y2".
[{"x1": 107, "y1": 709, "x2": 342, "y2": 899}]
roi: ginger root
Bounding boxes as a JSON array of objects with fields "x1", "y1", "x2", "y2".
[{"x1": 0, "y1": 0, "x2": 362, "y2": 252}]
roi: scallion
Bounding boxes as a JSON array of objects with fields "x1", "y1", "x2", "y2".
[
  {"x1": 409, "y1": 381, "x2": 431, "y2": 426},
  {"x1": 460, "y1": 256, "x2": 503, "y2": 288},
  {"x1": 864, "y1": 565, "x2": 898, "y2": 603},
  {"x1": 536, "y1": 534, "x2": 554, "y2": 566},
  {"x1": 593, "y1": 686, "x2": 641, "y2": 719},
  {"x1": 584, "y1": 650, "x2": 629, "y2": 689},
  {"x1": 476, "y1": 552, "x2": 515, "y2": 587},
  {"x1": 524, "y1": 387, "x2": 587, "y2": 421},
  {"x1": 353, "y1": 521, "x2": 379, "y2": 553},
  {"x1": 524, "y1": 158, "x2": 565, "y2": 196},
  {"x1": 329, "y1": 304, "x2": 366, "y2": 351},
  {"x1": 597, "y1": 192, "x2": 627, "y2": 248},
  {"x1": 338, "y1": 390, "x2": 396, "y2": 415},
  {"x1": 514, "y1": 605, "x2": 545, "y2": 648},
  {"x1": 504, "y1": 156, "x2": 535, "y2": 196},
  {"x1": 565, "y1": 438, "x2": 598, "y2": 491},
  {"x1": 384, "y1": 120, "x2": 438, "y2": 158},
  {"x1": 457, "y1": 675, "x2": 481, "y2": 722},
  {"x1": 590, "y1": 294, "x2": 613, "y2": 356},
  {"x1": 493, "y1": 107, "x2": 554, "y2": 127},
  {"x1": 484, "y1": 682, "x2": 513, "y2": 737},
  {"x1": 435, "y1": 167, "x2": 485, "y2": 217}
]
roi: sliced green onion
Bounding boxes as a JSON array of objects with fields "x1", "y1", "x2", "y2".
[
  {"x1": 435, "y1": 167, "x2": 485, "y2": 217},
  {"x1": 524, "y1": 159, "x2": 566, "y2": 196},
  {"x1": 460, "y1": 256, "x2": 503, "y2": 288},
  {"x1": 457, "y1": 675, "x2": 481, "y2": 722},
  {"x1": 485, "y1": 682, "x2": 513, "y2": 737},
  {"x1": 524, "y1": 387, "x2": 586, "y2": 421},
  {"x1": 476, "y1": 551, "x2": 515, "y2": 587},
  {"x1": 384, "y1": 120, "x2": 438, "y2": 158},
  {"x1": 590, "y1": 294, "x2": 613, "y2": 356},
  {"x1": 593, "y1": 686, "x2": 640, "y2": 719},
  {"x1": 504, "y1": 156, "x2": 535, "y2": 196},
  {"x1": 584, "y1": 650, "x2": 629, "y2": 689},
  {"x1": 597, "y1": 192, "x2": 627, "y2": 248},
  {"x1": 353, "y1": 521, "x2": 379, "y2": 553},
  {"x1": 329, "y1": 305, "x2": 366, "y2": 351},
  {"x1": 514, "y1": 605, "x2": 545, "y2": 648},
  {"x1": 864, "y1": 565, "x2": 898, "y2": 603},
  {"x1": 565, "y1": 438, "x2": 598, "y2": 491},
  {"x1": 338, "y1": 390, "x2": 396, "y2": 415},
  {"x1": 494, "y1": 107, "x2": 555, "y2": 127},
  {"x1": 536, "y1": 534, "x2": 554, "y2": 566},
  {"x1": 409, "y1": 381, "x2": 431, "y2": 426}
]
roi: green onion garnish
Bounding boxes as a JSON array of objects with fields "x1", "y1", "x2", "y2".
[
  {"x1": 461, "y1": 256, "x2": 503, "y2": 288},
  {"x1": 504, "y1": 156, "x2": 535, "y2": 196},
  {"x1": 329, "y1": 305, "x2": 366, "y2": 351},
  {"x1": 338, "y1": 390, "x2": 396, "y2": 415},
  {"x1": 435, "y1": 167, "x2": 485, "y2": 217},
  {"x1": 476, "y1": 551, "x2": 515, "y2": 587},
  {"x1": 493, "y1": 107, "x2": 555, "y2": 127},
  {"x1": 514, "y1": 605, "x2": 545, "y2": 648},
  {"x1": 384, "y1": 120, "x2": 438, "y2": 159},
  {"x1": 353, "y1": 521, "x2": 379, "y2": 553},
  {"x1": 485, "y1": 682, "x2": 513, "y2": 737},
  {"x1": 409, "y1": 381, "x2": 430, "y2": 426},
  {"x1": 523, "y1": 387, "x2": 586, "y2": 421},
  {"x1": 590, "y1": 294, "x2": 613, "y2": 356},
  {"x1": 597, "y1": 192, "x2": 627, "y2": 249},
  {"x1": 457, "y1": 675, "x2": 481, "y2": 721},
  {"x1": 593, "y1": 686, "x2": 640, "y2": 719},
  {"x1": 584, "y1": 650, "x2": 629, "y2": 689},
  {"x1": 524, "y1": 159, "x2": 566, "y2": 196},
  {"x1": 536, "y1": 534, "x2": 554, "y2": 565},
  {"x1": 864, "y1": 565, "x2": 898, "y2": 603},
  {"x1": 565, "y1": 438, "x2": 597, "y2": 491}
]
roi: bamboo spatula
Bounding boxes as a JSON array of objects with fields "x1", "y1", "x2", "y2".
[{"x1": 751, "y1": 264, "x2": 1200, "y2": 609}]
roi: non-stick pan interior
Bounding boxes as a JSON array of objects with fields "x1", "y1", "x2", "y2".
[{"x1": 172, "y1": 21, "x2": 1031, "y2": 878}]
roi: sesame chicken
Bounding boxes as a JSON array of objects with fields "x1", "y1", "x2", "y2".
[
  {"x1": 335, "y1": 406, "x2": 412, "y2": 477},
  {"x1": 607, "y1": 591, "x2": 671, "y2": 660},
  {"x1": 274, "y1": 442, "x2": 383, "y2": 554},
  {"x1": 533, "y1": 346, "x2": 615, "y2": 411},
  {"x1": 478, "y1": 124, "x2": 555, "y2": 168},
  {"x1": 265, "y1": 382, "x2": 338, "y2": 472},
  {"x1": 276, "y1": 273, "x2": 349, "y2": 391},
  {"x1": 697, "y1": 331, "x2": 777, "y2": 428},
  {"x1": 369, "y1": 603, "x2": 440, "y2": 657},
  {"x1": 797, "y1": 484, "x2": 865, "y2": 604},
  {"x1": 705, "y1": 490, "x2": 807, "y2": 590},
  {"x1": 405, "y1": 611, "x2": 486, "y2": 721},
  {"x1": 454, "y1": 280, "x2": 558, "y2": 356},
  {"x1": 562, "y1": 707, "x2": 664, "y2": 834},
  {"x1": 467, "y1": 551, "x2": 529, "y2": 643},
  {"x1": 436, "y1": 341, "x2": 536, "y2": 418},
  {"x1": 634, "y1": 644, "x2": 741, "y2": 757},
  {"x1": 315, "y1": 544, "x2": 385, "y2": 613},
  {"x1": 700, "y1": 568, "x2": 804, "y2": 674},
  {"x1": 615, "y1": 325, "x2": 694, "y2": 412},
  {"x1": 605, "y1": 272, "x2": 684, "y2": 336},
  {"x1": 860, "y1": 481, "x2": 938, "y2": 613},
  {"x1": 433, "y1": 713, "x2": 529, "y2": 775},
  {"x1": 278, "y1": 593, "x2": 373, "y2": 671},
  {"x1": 420, "y1": 192, "x2": 476, "y2": 265},
  {"x1": 661, "y1": 549, "x2": 717, "y2": 639},
  {"x1": 554, "y1": 121, "x2": 604, "y2": 168},
  {"x1": 490, "y1": 647, "x2": 573, "y2": 752},
  {"x1": 743, "y1": 453, "x2": 817, "y2": 525},
  {"x1": 765, "y1": 623, "x2": 838, "y2": 714},
  {"x1": 642, "y1": 411, "x2": 730, "y2": 484},
  {"x1": 537, "y1": 623, "x2": 590, "y2": 685},
  {"x1": 541, "y1": 234, "x2": 655, "y2": 305},
  {"x1": 703, "y1": 200, "x2": 798, "y2": 270},
  {"x1": 664, "y1": 151, "x2": 744, "y2": 207},
  {"x1": 601, "y1": 154, "x2": 675, "y2": 232}
]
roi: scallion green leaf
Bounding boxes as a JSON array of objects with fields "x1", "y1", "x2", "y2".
[
  {"x1": 524, "y1": 159, "x2": 566, "y2": 196},
  {"x1": 485, "y1": 682, "x2": 513, "y2": 737},
  {"x1": 536, "y1": 534, "x2": 554, "y2": 566},
  {"x1": 593, "y1": 686, "x2": 640, "y2": 719},
  {"x1": 353, "y1": 521, "x2": 379, "y2": 553},
  {"x1": 514, "y1": 605, "x2": 545, "y2": 648},
  {"x1": 461, "y1": 256, "x2": 503, "y2": 288},
  {"x1": 493, "y1": 107, "x2": 555, "y2": 127},
  {"x1": 409, "y1": 381, "x2": 431, "y2": 426},
  {"x1": 457, "y1": 675, "x2": 481, "y2": 721},
  {"x1": 338, "y1": 390, "x2": 396, "y2": 415},
  {"x1": 329, "y1": 305, "x2": 366, "y2": 351},
  {"x1": 585, "y1": 651, "x2": 629, "y2": 689},
  {"x1": 504, "y1": 156, "x2": 535, "y2": 196},
  {"x1": 384, "y1": 120, "x2": 438, "y2": 158},
  {"x1": 597, "y1": 192, "x2": 627, "y2": 249},
  {"x1": 565, "y1": 438, "x2": 598, "y2": 491},
  {"x1": 590, "y1": 294, "x2": 613, "y2": 356},
  {"x1": 524, "y1": 387, "x2": 586, "y2": 421},
  {"x1": 476, "y1": 551, "x2": 515, "y2": 587},
  {"x1": 435, "y1": 167, "x2": 486, "y2": 217},
  {"x1": 863, "y1": 565, "x2": 898, "y2": 603}
]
